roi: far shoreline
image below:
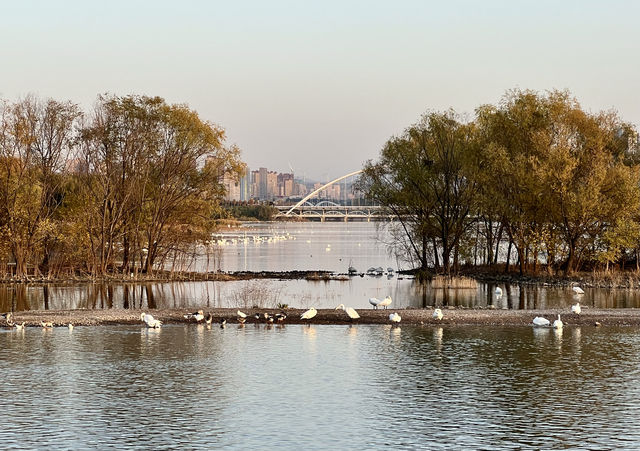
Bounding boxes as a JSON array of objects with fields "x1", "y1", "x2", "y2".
[{"x1": 3, "y1": 267, "x2": 640, "y2": 289}]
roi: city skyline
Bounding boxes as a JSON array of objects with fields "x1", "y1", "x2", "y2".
[{"x1": 1, "y1": 1, "x2": 639, "y2": 179}]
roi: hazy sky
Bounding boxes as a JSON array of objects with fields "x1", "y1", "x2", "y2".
[{"x1": 1, "y1": 0, "x2": 638, "y2": 180}]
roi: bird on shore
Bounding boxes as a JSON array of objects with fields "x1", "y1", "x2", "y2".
[
  {"x1": 205, "y1": 313, "x2": 213, "y2": 325},
  {"x1": 68, "y1": 323, "x2": 74, "y2": 331},
  {"x1": 532, "y1": 316, "x2": 550, "y2": 327},
  {"x1": 369, "y1": 297, "x2": 381, "y2": 309},
  {"x1": 253, "y1": 313, "x2": 261, "y2": 321},
  {"x1": 275, "y1": 312, "x2": 287, "y2": 322},
  {"x1": 301, "y1": 308, "x2": 317, "y2": 322},
  {"x1": 220, "y1": 318, "x2": 227, "y2": 328},
  {"x1": 237, "y1": 310, "x2": 247, "y2": 320},
  {"x1": 40, "y1": 321, "x2": 54, "y2": 329},
  {"x1": 553, "y1": 314, "x2": 563, "y2": 329},
  {"x1": 184, "y1": 310, "x2": 204, "y2": 322},
  {"x1": 571, "y1": 302, "x2": 581, "y2": 314},
  {"x1": 140, "y1": 312, "x2": 162, "y2": 328},
  {"x1": 389, "y1": 312, "x2": 401, "y2": 324},
  {"x1": 433, "y1": 308, "x2": 443, "y2": 321},
  {"x1": 335, "y1": 304, "x2": 360, "y2": 320},
  {"x1": 572, "y1": 285, "x2": 585, "y2": 295},
  {"x1": 378, "y1": 296, "x2": 392, "y2": 310}
]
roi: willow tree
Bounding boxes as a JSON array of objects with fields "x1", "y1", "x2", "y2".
[
  {"x1": 357, "y1": 111, "x2": 479, "y2": 275},
  {"x1": 477, "y1": 89, "x2": 640, "y2": 274},
  {"x1": 0, "y1": 96, "x2": 80, "y2": 277}
]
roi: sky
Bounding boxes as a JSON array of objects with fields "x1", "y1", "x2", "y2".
[{"x1": 1, "y1": 0, "x2": 639, "y2": 181}]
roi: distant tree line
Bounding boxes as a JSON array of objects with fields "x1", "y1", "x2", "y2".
[
  {"x1": 0, "y1": 94, "x2": 244, "y2": 278},
  {"x1": 357, "y1": 89, "x2": 640, "y2": 276}
]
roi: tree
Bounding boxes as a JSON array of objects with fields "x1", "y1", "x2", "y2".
[
  {"x1": 357, "y1": 111, "x2": 479, "y2": 275},
  {"x1": 0, "y1": 96, "x2": 79, "y2": 278}
]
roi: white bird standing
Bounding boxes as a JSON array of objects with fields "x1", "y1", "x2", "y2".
[
  {"x1": 553, "y1": 314, "x2": 563, "y2": 329},
  {"x1": 572, "y1": 286, "x2": 585, "y2": 295},
  {"x1": 301, "y1": 308, "x2": 317, "y2": 321},
  {"x1": 378, "y1": 296, "x2": 392, "y2": 310},
  {"x1": 433, "y1": 308, "x2": 443, "y2": 320},
  {"x1": 494, "y1": 287, "x2": 503, "y2": 297},
  {"x1": 369, "y1": 297, "x2": 381, "y2": 309},
  {"x1": 389, "y1": 312, "x2": 401, "y2": 324},
  {"x1": 237, "y1": 310, "x2": 247, "y2": 319},
  {"x1": 140, "y1": 312, "x2": 162, "y2": 328},
  {"x1": 571, "y1": 302, "x2": 581, "y2": 314},
  {"x1": 335, "y1": 304, "x2": 360, "y2": 320},
  {"x1": 532, "y1": 316, "x2": 550, "y2": 327},
  {"x1": 68, "y1": 323, "x2": 74, "y2": 331}
]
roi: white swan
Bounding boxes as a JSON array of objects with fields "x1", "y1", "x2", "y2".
[
  {"x1": 301, "y1": 308, "x2": 317, "y2": 321},
  {"x1": 389, "y1": 312, "x2": 401, "y2": 323},
  {"x1": 369, "y1": 297, "x2": 381, "y2": 309},
  {"x1": 68, "y1": 323, "x2": 74, "y2": 331},
  {"x1": 571, "y1": 302, "x2": 581, "y2": 314},
  {"x1": 433, "y1": 308, "x2": 443, "y2": 320},
  {"x1": 494, "y1": 287, "x2": 503, "y2": 297},
  {"x1": 237, "y1": 310, "x2": 247, "y2": 319},
  {"x1": 40, "y1": 321, "x2": 53, "y2": 328},
  {"x1": 14, "y1": 322, "x2": 25, "y2": 330},
  {"x1": 335, "y1": 304, "x2": 360, "y2": 320},
  {"x1": 140, "y1": 312, "x2": 162, "y2": 328},
  {"x1": 553, "y1": 314, "x2": 563, "y2": 329},
  {"x1": 378, "y1": 296, "x2": 392, "y2": 310},
  {"x1": 532, "y1": 316, "x2": 550, "y2": 327},
  {"x1": 572, "y1": 286, "x2": 585, "y2": 295}
]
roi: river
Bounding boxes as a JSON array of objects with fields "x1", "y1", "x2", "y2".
[
  {"x1": 2, "y1": 222, "x2": 640, "y2": 312},
  {"x1": 2, "y1": 323, "x2": 639, "y2": 449}
]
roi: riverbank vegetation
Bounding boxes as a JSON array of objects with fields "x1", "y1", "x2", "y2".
[
  {"x1": 0, "y1": 94, "x2": 244, "y2": 279},
  {"x1": 358, "y1": 89, "x2": 640, "y2": 278}
]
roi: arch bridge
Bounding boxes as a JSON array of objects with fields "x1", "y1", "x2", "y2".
[{"x1": 274, "y1": 170, "x2": 392, "y2": 221}]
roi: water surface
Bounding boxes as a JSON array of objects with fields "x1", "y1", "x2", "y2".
[{"x1": 1, "y1": 324, "x2": 638, "y2": 449}]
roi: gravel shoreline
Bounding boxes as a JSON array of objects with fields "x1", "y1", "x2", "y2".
[{"x1": 4, "y1": 307, "x2": 640, "y2": 328}]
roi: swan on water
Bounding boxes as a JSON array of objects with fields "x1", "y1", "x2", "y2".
[
  {"x1": 553, "y1": 314, "x2": 563, "y2": 329},
  {"x1": 301, "y1": 308, "x2": 317, "y2": 321},
  {"x1": 378, "y1": 296, "x2": 392, "y2": 310},
  {"x1": 335, "y1": 304, "x2": 360, "y2": 320},
  {"x1": 571, "y1": 302, "x2": 581, "y2": 314},
  {"x1": 389, "y1": 312, "x2": 401, "y2": 324},
  {"x1": 433, "y1": 308, "x2": 443, "y2": 320},
  {"x1": 572, "y1": 285, "x2": 585, "y2": 295},
  {"x1": 205, "y1": 313, "x2": 213, "y2": 325},
  {"x1": 140, "y1": 312, "x2": 162, "y2": 328},
  {"x1": 532, "y1": 316, "x2": 550, "y2": 327},
  {"x1": 40, "y1": 321, "x2": 54, "y2": 328},
  {"x1": 369, "y1": 297, "x2": 381, "y2": 309},
  {"x1": 14, "y1": 322, "x2": 25, "y2": 330},
  {"x1": 68, "y1": 323, "x2": 74, "y2": 331}
]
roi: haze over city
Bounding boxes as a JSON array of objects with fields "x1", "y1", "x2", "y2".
[{"x1": 1, "y1": 0, "x2": 639, "y2": 180}]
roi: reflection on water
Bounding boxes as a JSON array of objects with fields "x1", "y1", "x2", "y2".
[
  {"x1": 3, "y1": 280, "x2": 640, "y2": 312},
  {"x1": 1, "y1": 324, "x2": 640, "y2": 449}
]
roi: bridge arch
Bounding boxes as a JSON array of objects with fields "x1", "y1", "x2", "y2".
[{"x1": 285, "y1": 169, "x2": 363, "y2": 216}]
